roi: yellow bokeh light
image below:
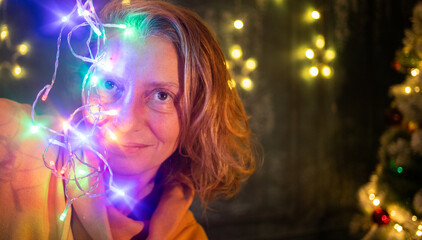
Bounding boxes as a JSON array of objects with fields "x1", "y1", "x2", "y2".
[
  {"x1": 315, "y1": 35, "x2": 325, "y2": 49},
  {"x1": 394, "y1": 224, "x2": 403, "y2": 232},
  {"x1": 305, "y1": 49, "x2": 314, "y2": 59},
  {"x1": 412, "y1": 216, "x2": 418, "y2": 221},
  {"x1": 18, "y1": 43, "x2": 29, "y2": 55},
  {"x1": 234, "y1": 20, "x2": 244, "y2": 29},
  {"x1": 309, "y1": 66, "x2": 318, "y2": 77},
  {"x1": 241, "y1": 77, "x2": 253, "y2": 91},
  {"x1": 245, "y1": 58, "x2": 257, "y2": 70},
  {"x1": 321, "y1": 66, "x2": 332, "y2": 77},
  {"x1": 311, "y1": 11, "x2": 320, "y2": 20},
  {"x1": 390, "y1": 210, "x2": 396, "y2": 217},
  {"x1": 1, "y1": 24, "x2": 8, "y2": 40},
  {"x1": 325, "y1": 49, "x2": 336, "y2": 61},
  {"x1": 369, "y1": 194, "x2": 375, "y2": 200},
  {"x1": 12, "y1": 65, "x2": 23, "y2": 78},
  {"x1": 405, "y1": 86, "x2": 412, "y2": 94},
  {"x1": 230, "y1": 45, "x2": 242, "y2": 59},
  {"x1": 415, "y1": 86, "x2": 420, "y2": 93},
  {"x1": 411, "y1": 68, "x2": 420, "y2": 77},
  {"x1": 122, "y1": 0, "x2": 130, "y2": 5},
  {"x1": 417, "y1": 231, "x2": 422, "y2": 237},
  {"x1": 373, "y1": 198, "x2": 380, "y2": 206}
]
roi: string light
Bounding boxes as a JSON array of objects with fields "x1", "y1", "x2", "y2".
[
  {"x1": 324, "y1": 49, "x2": 336, "y2": 61},
  {"x1": 234, "y1": 20, "x2": 244, "y2": 29},
  {"x1": 417, "y1": 230, "x2": 422, "y2": 237},
  {"x1": 12, "y1": 65, "x2": 23, "y2": 78},
  {"x1": 369, "y1": 193, "x2": 375, "y2": 200},
  {"x1": 17, "y1": 43, "x2": 29, "y2": 55},
  {"x1": 315, "y1": 35, "x2": 325, "y2": 49},
  {"x1": 230, "y1": 45, "x2": 242, "y2": 59},
  {"x1": 28, "y1": 0, "x2": 136, "y2": 221},
  {"x1": 30, "y1": 125, "x2": 40, "y2": 134},
  {"x1": 305, "y1": 49, "x2": 314, "y2": 59},
  {"x1": 411, "y1": 68, "x2": 420, "y2": 76},
  {"x1": 412, "y1": 216, "x2": 418, "y2": 221},
  {"x1": 241, "y1": 77, "x2": 253, "y2": 91},
  {"x1": 405, "y1": 86, "x2": 412, "y2": 94},
  {"x1": 245, "y1": 58, "x2": 257, "y2": 70},
  {"x1": 311, "y1": 11, "x2": 320, "y2": 20},
  {"x1": 309, "y1": 66, "x2": 319, "y2": 77},
  {"x1": 321, "y1": 66, "x2": 332, "y2": 78},
  {"x1": 373, "y1": 198, "x2": 380, "y2": 206},
  {"x1": 415, "y1": 86, "x2": 420, "y2": 92},
  {"x1": 0, "y1": 24, "x2": 8, "y2": 40},
  {"x1": 394, "y1": 224, "x2": 403, "y2": 232}
]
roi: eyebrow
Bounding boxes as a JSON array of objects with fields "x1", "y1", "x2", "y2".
[{"x1": 145, "y1": 81, "x2": 179, "y2": 90}]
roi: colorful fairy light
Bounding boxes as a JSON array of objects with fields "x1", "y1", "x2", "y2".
[{"x1": 29, "y1": 0, "x2": 134, "y2": 221}]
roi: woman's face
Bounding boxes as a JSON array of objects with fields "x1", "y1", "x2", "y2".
[{"x1": 90, "y1": 35, "x2": 181, "y2": 176}]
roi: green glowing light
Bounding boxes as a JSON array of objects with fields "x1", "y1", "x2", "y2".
[
  {"x1": 30, "y1": 125, "x2": 40, "y2": 134},
  {"x1": 59, "y1": 206, "x2": 70, "y2": 221},
  {"x1": 124, "y1": 27, "x2": 135, "y2": 37},
  {"x1": 397, "y1": 167, "x2": 403, "y2": 174}
]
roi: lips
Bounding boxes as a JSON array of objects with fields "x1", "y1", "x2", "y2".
[{"x1": 107, "y1": 142, "x2": 153, "y2": 156}]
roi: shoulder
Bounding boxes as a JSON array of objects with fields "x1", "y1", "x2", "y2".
[
  {"x1": 148, "y1": 183, "x2": 208, "y2": 240},
  {"x1": 171, "y1": 210, "x2": 208, "y2": 240}
]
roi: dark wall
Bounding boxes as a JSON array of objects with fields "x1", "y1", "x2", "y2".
[{"x1": 0, "y1": 0, "x2": 418, "y2": 239}]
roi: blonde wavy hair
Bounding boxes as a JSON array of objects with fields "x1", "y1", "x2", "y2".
[{"x1": 101, "y1": 0, "x2": 258, "y2": 205}]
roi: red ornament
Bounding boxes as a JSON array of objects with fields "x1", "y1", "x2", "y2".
[{"x1": 372, "y1": 208, "x2": 390, "y2": 225}]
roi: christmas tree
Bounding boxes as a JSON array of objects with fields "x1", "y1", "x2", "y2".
[{"x1": 352, "y1": 2, "x2": 422, "y2": 239}]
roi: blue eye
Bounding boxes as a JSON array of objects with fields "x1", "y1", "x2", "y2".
[
  {"x1": 104, "y1": 80, "x2": 115, "y2": 90},
  {"x1": 96, "y1": 79, "x2": 122, "y2": 103}
]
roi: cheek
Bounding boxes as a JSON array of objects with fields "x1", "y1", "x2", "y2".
[{"x1": 149, "y1": 112, "x2": 180, "y2": 147}]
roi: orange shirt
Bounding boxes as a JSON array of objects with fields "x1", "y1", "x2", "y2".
[{"x1": 0, "y1": 99, "x2": 207, "y2": 239}]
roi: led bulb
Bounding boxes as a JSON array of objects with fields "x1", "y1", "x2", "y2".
[
  {"x1": 245, "y1": 58, "x2": 257, "y2": 70},
  {"x1": 18, "y1": 43, "x2": 29, "y2": 55},
  {"x1": 305, "y1": 49, "x2": 314, "y2": 59},
  {"x1": 311, "y1": 11, "x2": 320, "y2": 20},
  {"x1": 373, "y1": 198, "x2": 380, "y2": 206},
  {"x1": 321, "y1": 66, "x2": 332, "y2": 78},
  {"x1": 234, "y1": 20, "x2": 244, "y2": 29},
  {"x1": 309, "y1": 66, "x2": 318, "y2": 77},
  {"x1": 405, "y1": 86, "x2": 412, "y2": 94},
  {"x1": 12, "y1": 65, "x2": 23, "y2": 78},
  {"x1": 30, "y1": 125, "x2": 40, "y2": 134},
  {"x1": 241, "y1": 77, "x2": 253, "y2": 91},
  {"x1": 107, "y1": 109, "x2": 118, "y2": 116},
  {"x1": 411, "y1": 68, "x2": 420, "y2": 77},
  {"x1": 325, "y1": 49, "x2": 336, "y2": 61},
  {"x1": 62, "y1": 121, "x2": 70, "y2": 131},
  {"x1": 315, "y1": 35, "x2": 325, "y2": 49},
  {"x1": 230, "y1": 45, "x2": 242, "y2": 59},
  {"x1": 61, "y1": 16, "x2": 69, "y2": 23},
  {"x1": 1, "y1": 24, "x2": 8, "y2": 40}
]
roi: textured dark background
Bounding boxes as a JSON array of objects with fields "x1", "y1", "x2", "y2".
[{"x1": 0, "y1": 0, "x2": 419, "y2": 239}]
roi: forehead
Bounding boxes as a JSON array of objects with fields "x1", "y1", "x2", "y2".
[{"x1": 101, "y1": 35, "x2": 179, "y2": 81}]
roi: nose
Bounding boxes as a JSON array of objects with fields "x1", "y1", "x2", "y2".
[{"x1": 111, "y1": 98, "x2": 137, "y2": 133}]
